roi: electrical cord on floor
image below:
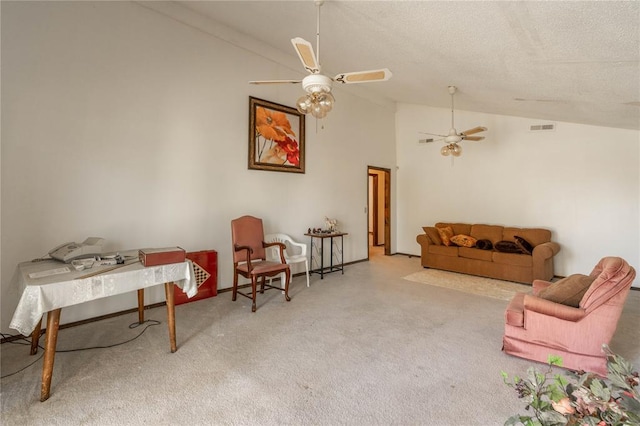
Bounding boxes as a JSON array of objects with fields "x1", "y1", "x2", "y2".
[{"x1": 0, "y1": 319, "x2": 161, "y2": 378}]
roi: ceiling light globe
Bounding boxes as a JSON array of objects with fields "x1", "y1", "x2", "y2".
[
  {"x1": 451, "y1": 144, "x2": 462, "y2": 157},
  {"x1": 317, "y1": 92, "x2": 335, "y2": 112},
  {"x1": 440, "y1": 145, "x2": 450, "y2": 156},
  {"x1": 296, "y1": 95, "x2": 312, "y2": 114},
  {"x1": 311, "y1": 103, "x2": 328, "y2": 119}
]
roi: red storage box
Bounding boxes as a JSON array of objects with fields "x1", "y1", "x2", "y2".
[
  {"x1": 174, "y1": 250, "x2": 218, "y2": 305},
  {"x1": 139, "y1": 247, "x2": 186, "y2": 267}
]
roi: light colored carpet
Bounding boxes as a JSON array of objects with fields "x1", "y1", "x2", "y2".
[
  {"x1": 403, "y1": 269, "x2": 533, "y2": 301},
  {"x1": 1, "y1": 254, "x2": 638, "y2": 425}
]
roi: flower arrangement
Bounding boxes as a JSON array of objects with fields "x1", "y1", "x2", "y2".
[
  {"x1": 502, "y1": 345, "x2": 640, "y2": 426},
  {"x1": 255, "y1": 106, "x2": 300, "y2": 166}
]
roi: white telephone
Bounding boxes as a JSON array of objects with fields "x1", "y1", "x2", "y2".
[{"x1": 49, "y1": 237, "x2": 106, "y2": 263}]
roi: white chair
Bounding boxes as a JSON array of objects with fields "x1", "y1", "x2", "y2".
[{"x1": 264, "y1": 233, "x2": 310, "y2": 289}]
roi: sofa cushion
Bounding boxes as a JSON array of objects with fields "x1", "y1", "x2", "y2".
[
  {"x1": 470, "y1": 224, "x2": 503, "y2": 245},
  {"x1": 492, "y1": 251, "x2": 533, "y2": 267},
  {"x1": 459, "y1": 247, "x2": 493, "y2": 261},
  {"x1": 537, "y1": 274, "x2": 595, "y2": 307},
  {"x1": 514, "y1": 236, "x2": 533, "y2": 255},
  {"x1": 495, "y1": 241, "x2": 521, "y2": 253},
  {"x1": 435, "y1": 222, "x2": 472, "y2": 237},
  {"x1": 436, "y1": 226, "x2": 454, "y2": 246},
  {"x1": 475, "y1": 239, "x2": 493, "y2": 250},
  {"x1": 428, "y1": 245, "x2": 459, "y2": 257},
  {"x1": 422, "y1": 227, "x2": 442, "y2": 245},
  {"x1": 450, "y1": 234, "x2": 477, "y2": 248}
]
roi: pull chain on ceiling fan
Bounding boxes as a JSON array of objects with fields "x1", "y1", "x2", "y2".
[
  {"x1": 249, "y1": 0, "x2": 392, "y2": 119},
  {"x1": 420, "y1": 86, "x2": 488, "y2": 157}
]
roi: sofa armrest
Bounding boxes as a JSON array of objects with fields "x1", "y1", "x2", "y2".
[
  {"x1": 523, "y1": 294, "x2": 586, "y2": 322},
  {"x1": 532, "y1": 241, "x2": 561, "y2": 260},
  {"x1": 532, "y1": 279, "x2": 552, "y2": 296}
]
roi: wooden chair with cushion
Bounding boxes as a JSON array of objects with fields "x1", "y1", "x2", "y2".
[
  {"x1": 503, "y1": 256, "x2": 636, "y2": 376},
  {"x1": 231, "y1": 215, "x2": 291, "y2": 312}
]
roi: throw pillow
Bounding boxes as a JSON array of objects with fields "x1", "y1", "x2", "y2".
[
  {"x1": 475, "y1": 239, "x2": 493, "y2": 250},
  {"x1": 538, "y1": 274, "x2": 596, "y2": 307},
  {"x1": 514, "y1": 236, "x2": 534, "y2": 255},
  {"x1": 436, "y1": 226, "x2": 454, "y2": 246},
  {"x1": 423, "y1": 227, "x2": 442, "y2": 245},
  {"x1": 450, "y1": 234, "x2": 477, "y2": 248},
  {"x1": 494, "y1": 240, "x2": 522, "y2": 253}
]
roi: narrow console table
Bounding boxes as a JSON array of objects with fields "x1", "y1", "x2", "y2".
[
  {"x1": 9, "y1": 253, "x2": 196, "y2": 401},
  {"x1": 305, "y1": 232, "x2": 348, "y2": 279}
]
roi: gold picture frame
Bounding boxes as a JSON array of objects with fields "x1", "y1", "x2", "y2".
[{"x1": 248, "y1": 97, "x2": 305, "y2": 173}]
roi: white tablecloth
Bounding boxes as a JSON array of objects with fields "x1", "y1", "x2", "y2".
[{"x1": 9, "y1": 256, "x2": 196, "y2": 336}]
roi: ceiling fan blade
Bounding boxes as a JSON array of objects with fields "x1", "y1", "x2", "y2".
[
  {"x1": 249, "y1": 80, "x2": 301, "y2": 85},
  {"x1": 291, "y1": 37, "x2": 319, "y2": 74},
  {"x1": 334, "y1": 68, "x2": 392, "y2": 84},
  {"x1": 461, "y1": 126, "x2": 487, "y2": 136},
  {"x1": 462, "y1": 136, "x2": 485, "y2": 141},
  {"x1": 419, "y1": 131, "x2": 447, "y2": 138}
]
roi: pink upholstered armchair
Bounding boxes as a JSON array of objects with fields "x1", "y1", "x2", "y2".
[{"x1": 503, "y1": 257, "x2": 636, "y2": 376}]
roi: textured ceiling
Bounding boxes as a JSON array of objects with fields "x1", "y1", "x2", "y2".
[{"x1": 176, "y1": 0, "x2": 639, "y2": 130}]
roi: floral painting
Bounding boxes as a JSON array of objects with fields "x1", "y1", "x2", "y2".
[{"x1": 248, "y1": 97, "x2": 305, "y2": 173}]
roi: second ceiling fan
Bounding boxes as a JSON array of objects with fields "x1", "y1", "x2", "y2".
[
  {"x1": 249, "y1": 0, "x2": 392, "y2": 119},
  {"x1": 421, "y1": 86, "x2": 488, "y2": 157}
]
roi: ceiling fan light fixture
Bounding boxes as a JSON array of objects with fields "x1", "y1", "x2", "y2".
[
  {"x1": 440, "y1": 143, "x2": 462, "y2": 157},
  {"x1": 302, "y1": 74, "x2": 332, "y2": 94},
  {"x1": 297, "y1": 91, "x2": 335, "y2": 118},
  {"x1": 251, "y1": 0, "x2": 390, "y2": 121}
]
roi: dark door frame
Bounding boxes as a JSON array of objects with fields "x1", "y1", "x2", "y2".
[
  {"x1": 367, "y1": 166, "x2": 391, "y2": 256},
  {"x1": 369, "y1": 173, "x2": 379, "y2": 246}
]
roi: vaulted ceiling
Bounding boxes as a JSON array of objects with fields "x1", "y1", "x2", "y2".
[{"x1": 174, "y1": 0, "x2": 639, "y2": 130}]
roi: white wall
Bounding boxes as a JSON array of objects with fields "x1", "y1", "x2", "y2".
[
  {"x1": 0, "y1": 1, "x2": 396, "y2": 333},
  {"x1": 396, "y1": 103, "x2": 640, "y2": 284}
]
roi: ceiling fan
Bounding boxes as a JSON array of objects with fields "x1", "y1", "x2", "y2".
[
  {"x1": 420, "y1": 86, "x2": 487, "y2": 157},
  {"x1": 249, "y1": 0, "x2": 392, "y2": 119}
]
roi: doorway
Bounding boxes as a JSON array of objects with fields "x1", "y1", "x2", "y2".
[{"x1": 367, "y1": 166, "x2": 391, "y2": 258}]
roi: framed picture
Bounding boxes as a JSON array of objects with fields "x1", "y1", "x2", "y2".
[{"x1": 248, "y1": 97, "x2": 305, "y2": 173}]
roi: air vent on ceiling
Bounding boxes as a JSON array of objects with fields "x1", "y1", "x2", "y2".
[
  {"x1": 529, "y1": 123, "x2": 556, "y2": 132},
  {"x1": 418, "y1": 138, "x2": 434, "y2": 144}
]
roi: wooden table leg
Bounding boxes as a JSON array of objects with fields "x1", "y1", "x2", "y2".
[
  {"x1": 41, "y1": 309, "x2": 61, "y2": 402},
  {"x1": 164, "y1": 282, "x2": 177, "y2": 353},
  {"x1": 30, "y1": 316, "x2": 43, "y2": 355},
  {"x1": 137, "y1": 288, "x2": 145, "y2": 324}
]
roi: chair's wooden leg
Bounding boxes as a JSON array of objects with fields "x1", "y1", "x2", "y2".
[
  {"x1": 41, "y1": 309, "x2": 61, "y2": 402},
  {"x1": 137, "y1": 288, "x2": 145, "y2": 324},
  {"x1": 284, "y1": 268, "x2": 291, "y2": 302},
  {"x1": 251, "y1": 277, "x2": 257, "y2": 312},
  {"x1": 232, "y1": 271, "x2": 238, "y2": 301},
  {"x1": 260, "y1": 276, "x2": 265, "y2": 294},
  {"x1": 164, "y1": 282, "x2": 177, "y2": 353},
  {"x1": 30, "y1": 316, "x2": 43, "y2": 355}
]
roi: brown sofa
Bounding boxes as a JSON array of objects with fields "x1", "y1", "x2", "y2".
[{"x1": 416, "y1": 222, "x2": 560, "y2": 284}]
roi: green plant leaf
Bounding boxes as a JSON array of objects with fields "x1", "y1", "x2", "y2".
[
  {"x1": 538, "y1": 409, "x2": 568, "y2": 425},
  {"x1": 547, "y1": 354, "x2": 563, "y2": 367},
  {"x1": 590, "y1": 378, "x2": 611, "y2": 401},
  {"x1": 548, "y1": 383, "x2": 566, "y2": 402}
]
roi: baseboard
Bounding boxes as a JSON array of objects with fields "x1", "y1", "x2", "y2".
[{"x1": 394, "y1": 252, "x2": 418, "y2": 258}]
